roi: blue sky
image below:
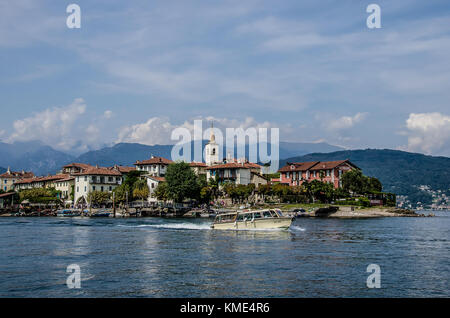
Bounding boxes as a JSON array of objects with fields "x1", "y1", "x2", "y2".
[{"x1": 1, "y1": 0, "x2": 450, "y2": 156}]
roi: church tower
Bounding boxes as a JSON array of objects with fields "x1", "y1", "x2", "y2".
[{"x1": 205, "y1": 123, "x2": 219, "y2": 166}]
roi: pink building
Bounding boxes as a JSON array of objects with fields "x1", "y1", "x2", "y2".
[{"x1": 276, "y1": 160, "x2": 359, "y2": 188}]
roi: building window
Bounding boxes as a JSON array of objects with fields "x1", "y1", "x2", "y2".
[
  {"x1": 93, "y1": 186, "x2": 96, "y2": 191},
  {"x1": 109, "y1": 186, "x2": 112, "y2": 191},
  {"x1": 84, "y1": 176, "x2": 87, "y2": 181},
  {"x1": 84, "y1": 186, "x2": 87, "y2": 192},
  {"x1": 77, "y1": 186, "x2": 79, "y2": 192},
  {"x1": 326, "y1": 170, "x2": 330, "y2": 176},
  {"x1": 101, "y1": 186, "x2": 104, "y2": 192}
]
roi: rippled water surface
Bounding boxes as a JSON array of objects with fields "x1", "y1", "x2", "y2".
[{"x1": 0, "y1": 211, "x2": 448, "y2": 297}]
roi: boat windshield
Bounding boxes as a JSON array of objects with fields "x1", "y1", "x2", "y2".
[
  {"x1": 215, "y1": 213, "x2": 236, "y2": 223},
  {"x1": 262, "y1": 210, "x2": 272, "y2": 218},
  {"x1": 253, "y1": 212, "x2": 262, "y2": 219}
]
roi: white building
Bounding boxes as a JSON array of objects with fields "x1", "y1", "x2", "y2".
[
  {"x1": 146, "y1": 176, "x2": 165, "y2": 202},
  {"x1": 73, "y1": 166, "x2": 123, "y2": 205},
  {"x1": 134, "y1": 156, "x2": 173, "y2": 176},
  {"x1": 205, "y1": 126, "x2": 219, "y2": 166}
]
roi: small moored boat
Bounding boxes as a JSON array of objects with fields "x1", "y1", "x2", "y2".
[
  {"x1": 57, "y1": 209, "x2": 81, "y2": 217},
  {"x1": 211, "y1": 209, "x2": 293, "y2": 230}
]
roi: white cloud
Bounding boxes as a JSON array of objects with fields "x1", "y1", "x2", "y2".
[
  {"x1": 8, "y1": 98, "x2": 86, "y2": 150},
  {"x1": 117, "y1": 117, "x2": 178, "y2": 145},
  {"x1": 326, "y1": 112, "x2": 368, "y2": 131},
  {"x1": 116, "y1": 116, "x2": 283, "y2": 146},
  {"x1": 5, "y1": 98, "x2": 112, "y2": 153},
  {"x1": 103, "y1": 110, "x2": 113, "y2": 119},
  {"x1": 403, "y1": 112, "x2": 450, "y2": 155}
]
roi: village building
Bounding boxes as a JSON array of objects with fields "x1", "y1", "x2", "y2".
[
  {"x1": 108, "y1": 165, "x2": 136, "y2": 175},
  {"x1": 73, "y1": 166, "x2": 123, "y2": 205},
  {"x1": 276, "y1": 160, "x2": 359, "y2": 188},
  {"x1": 204, "y1": 127, "x2": 220, "y2": 166},
  {"x1": 146, "y1": 176, "x2": 166, "y2": 202},
  {"x1": 134, "y1": 156, "x2": 173, "y2": 176},
  {"x1": 54, "y1": 176, "x2": 75, "y2": 201},
  {"x1": 0, "y1": 168, "x2": 34, "y2": 192},
  {"x1": 0, "y1": 192, "x2": 16, "y2": 209},
  {"x1": 205, "y1": 159, "x2": 267, "y2": 187},
  {"x1": 189, "y1": 162, "x2": 208, "y2": 177},
  {"x1": 202, "y1": 127, "x2": 267, "y2": 187},
  {"x1": 14, "y1": 174, "x2": 69, "y2": 191},
  {"x1": 61, "y1": 163, "x2": 92, "y2": 175}
]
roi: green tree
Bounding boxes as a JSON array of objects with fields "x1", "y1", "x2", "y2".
[
  {"x1": 342, "y1": 169, "x2": 383, "y2": 194},
  {"x1": 87, "y1": 191, "x2": 111, "y2": 206},
  {"x1": 367, "y1": 177, "x2": 382, "y2": 192},
  {"x1": 133, "y1": 179, "x2": 150, "y2": 205},
  {"x1": 19, "y1": 188, "x2": 60, "y2": 204},
  {"x1": 341, "y1": 169, "x2": 366, "y2": 194},
  {"x1": 154, "y1": 182, "x2": 169, "y2": 202},
  {"x1": 258, "y1": 184, "x2": 272, "y2": 202},
  {"x1": 113, "y1": 184, "x2": 130, "y2": 203},
  {"x1": 165, "y1": 162, "x2": 200, "y2": 203}
]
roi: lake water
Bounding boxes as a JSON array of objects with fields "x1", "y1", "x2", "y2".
[{"x1": 0, "y1": 211, "x2": 448, "y2": 297}]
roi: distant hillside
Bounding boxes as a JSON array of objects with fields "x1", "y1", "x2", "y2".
[
  {"x1": 75, "y1": 141, "x2": 343, "y2": 166},
  {"x1": 279, "y1": 141, "x2": 343, "y2": 158},
  {"x1": 281, "y1": 149, "x2": 450, "y2": 207},
  {"x1": 75, "y1": 143, "x2": 174, "y2": 167},
  {"x1": 0, "y1": 167, "x2": 6, "y2": 174},
  {"x1": 0, "y1": 141, "x2": 75, "y2": 175}
]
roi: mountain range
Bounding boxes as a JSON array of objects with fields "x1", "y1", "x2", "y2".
[
  {"x1": 1, "y1": 141, "x2": 448, "y2": 206},
  {"x1": 0, "y1": 141, "x2": 75, "y2": 175},
  {"x1": 0, "y1": 140, "x2": 343, "y2": 175}
]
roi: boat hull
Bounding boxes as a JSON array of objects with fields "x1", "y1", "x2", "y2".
[{"x1": 212, "y1": 217, "x2": 293, "y2": 230}]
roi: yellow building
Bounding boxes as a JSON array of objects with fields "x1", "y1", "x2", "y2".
[{"x1": 0, "y1": 168, "x2": 34, "y2": 192}]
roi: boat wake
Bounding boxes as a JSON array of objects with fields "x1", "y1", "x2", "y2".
[
  {"x1": 289, "y1": 225, "x2": 306, "y2": 232},
  {"x1": 117, "y1": 223, "x2": 212, "y2": 230}
]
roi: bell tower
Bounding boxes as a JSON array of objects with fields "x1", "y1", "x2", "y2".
[{"x1": 205, "y1": 122, "x2": 219, "y2": 166}]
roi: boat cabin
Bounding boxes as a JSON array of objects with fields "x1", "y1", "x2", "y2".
[{"x1": 214, "y1": 209, "x2": 283, "y2": 224}]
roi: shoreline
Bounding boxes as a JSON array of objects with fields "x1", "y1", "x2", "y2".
[
  {"x1": 284, "y1": 206, "x2": 434, "y2": 218},
  {"x1": 0, "y1": 206, "x2": 436, "y2": 219}
]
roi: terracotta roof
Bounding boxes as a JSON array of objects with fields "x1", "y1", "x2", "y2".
[
  {"x1": 206, "y1": 163, "x2": 251, "y2": 170},
  {"x1": 134, "y1": 156, "x2": 173, "y2": 165},
  {"x1": 108, "y1": 165, "x2": 136, "y2": 173},
  {"x1": 0, "y1": 171, "x2": 34, "y2": 179},
  {"x1": 244, "y1": 162, "x2": 262, "y2": 169},
  {"x1": 14, "y1": 177, "x2": 38, "y2": 185},
  {"x1": 14, "y1": 174, "x2": 69, "y2": 185},
  {"x1": 278, "y1": 161, "x2": 319, "y2": 172},
  {"x1": 189, "y1": 162, "x2": 207, "y2": 167},
  {"x1": 55, "y1": 176, "x2": 75, "y2": 182},
  {"x1": 74, "y1": 166, "x2": 122, "y2": 176},
  {"x1": 147, "y1": 176, "x2": 165, "y2": 182},
  {"x1": 278, "y1": 160, "x2": 359, "y2": 173},
  {"x1": 63, "y1": 163, "x2": 92, "y2": 169},
  {"x1": 309, "y1": 160, "x2": 358, "y2": 171}
]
